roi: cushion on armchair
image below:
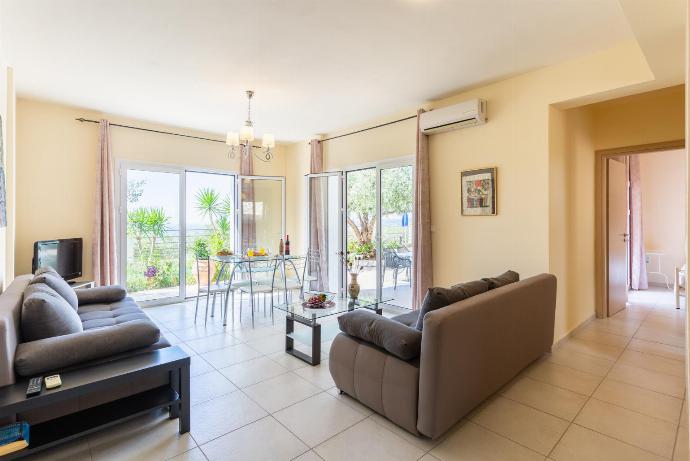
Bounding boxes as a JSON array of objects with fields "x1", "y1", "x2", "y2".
[
  {"x1": 14, "y1": 319, "x2": 161, "y2": 377},
  {"x1": 482, "y1": 270, "x2": 520, "y2": 289},
  {"x1": 29, "y1": 272, "x2": 78, "y2": 311},
  {"x1": 21, "y1": 284, "x2": 84, "y2": 342},
  {"x1": 338, "y1": 310, "x2": 422, "y2": 361},
  {"x1": 76, "y1": 285, "x2": 127, "y2": 306},
  {"x1": 414, "y1": 279, "x2": 490, "y2": 330}
]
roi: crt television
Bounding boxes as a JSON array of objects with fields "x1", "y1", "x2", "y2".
[{"x1": 32, "y1": 238, "x2": 83, "y2": 281}]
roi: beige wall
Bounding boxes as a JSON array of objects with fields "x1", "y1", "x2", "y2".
[
  {"x1": 15, "y1": 98, "x2": 287, "y2": 279},
  {"x1": 286, "y1": 40, "x2": 656, "y2": 341},
  {"x1": 639, "y1": 149, "x2": 686, "y2": 285}
]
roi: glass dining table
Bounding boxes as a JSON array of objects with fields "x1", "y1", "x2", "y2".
[{"x1": 209, "y1": 253, "x2": 305, "y2": 326}]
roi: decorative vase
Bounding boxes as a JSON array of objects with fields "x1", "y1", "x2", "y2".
[{"x1": 348, "y1": 273, "x2": 360, "y2": 300}]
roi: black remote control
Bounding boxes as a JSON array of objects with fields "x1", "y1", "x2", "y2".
[{"x1": 26, "y1": 376, "x2": 43, "y2": 397}]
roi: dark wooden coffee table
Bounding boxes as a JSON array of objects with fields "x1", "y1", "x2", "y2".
[{"x1": 0, "y1": 346, "x2": 190, "y2": 459}]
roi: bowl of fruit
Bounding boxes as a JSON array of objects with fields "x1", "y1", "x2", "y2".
[
  {"x1": 216, "y1": 249, "x2": 233, "y2": 256},
  {"x1": 303, "y1": 293, "x2": 335, "y2": 309}
]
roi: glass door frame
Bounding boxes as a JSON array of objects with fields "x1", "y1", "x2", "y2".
[
  {"x1": 313, "y1": 156, "x2": 413, "y2": 305},
  {"x1": 117, "y1": 161, "x2": 187, "y2": 306},
  {"x1": 236, "y1": 175, "x2": 286, "y2": 253},
  {"x1": 305, "y1": 171, "x2": 345, "y2": 297}
]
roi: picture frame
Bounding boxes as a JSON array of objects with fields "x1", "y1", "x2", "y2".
[{"x1": 460, "y1": 167, "x2": 497, "y2": 216}]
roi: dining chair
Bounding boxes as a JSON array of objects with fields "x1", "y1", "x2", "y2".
[
  {"x1": 304, "y1": 248, "x2": 321, "y2": 291},
  {"x1": 382, "y1": 249, "x2": 412, "y2": 290},
  {"x1": 194, "y1": 257, "x2": 227, "y2": 326},
  {"x1": 237, "y1": 258, "x2": 278, "y2": 327}
]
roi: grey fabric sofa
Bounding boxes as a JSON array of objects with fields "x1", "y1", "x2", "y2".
[
  {"x1": 0, "y1": 274, "x2": 171, "y2": 423},
  {"x1": 329, "y1": 273, "x2": 557, "y2": 439}
]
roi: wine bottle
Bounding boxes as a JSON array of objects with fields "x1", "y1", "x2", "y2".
[{"x1": 285, "y1": 235, "x2": 290, "y2": 255}]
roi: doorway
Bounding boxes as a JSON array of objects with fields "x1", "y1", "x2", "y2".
[{"x1": 599, "y1": 141, "x2": 686, "y2": 317}]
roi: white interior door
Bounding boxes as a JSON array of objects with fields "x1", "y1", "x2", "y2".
[{"x1": 607, "y1": 157, "x2": 629, "y2": 316}]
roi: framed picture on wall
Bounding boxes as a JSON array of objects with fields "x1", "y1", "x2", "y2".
[{"x1": 460, "y1": 167, "x2": 497, "y2": 216}]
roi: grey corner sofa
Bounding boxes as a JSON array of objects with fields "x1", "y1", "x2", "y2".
[
  {"x1": 329, "y1": 273, "x2": 557, "y2": 439},
  {"x1": 0, "y1": 272, "x2": 170, "y2": 423}
]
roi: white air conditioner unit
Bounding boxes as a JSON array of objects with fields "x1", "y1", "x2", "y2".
[{"x1": 420, "y1": 99, "x2": 487, "y2": 134}]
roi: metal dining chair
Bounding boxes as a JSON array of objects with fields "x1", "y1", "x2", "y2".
[
  {"x1": 237, "y1": 258, "x2": 278, "y2": 327},
  {"x1": 194, "y1": 257, "x2": 227, "y2": 325}
]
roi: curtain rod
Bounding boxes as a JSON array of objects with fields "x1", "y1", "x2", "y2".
[
  {"x1": 311, "y1": 114, "x2": 418, "y2": 144},
  {"x1": 75, "y1": 117, "x2": 263, "y2": 149}
]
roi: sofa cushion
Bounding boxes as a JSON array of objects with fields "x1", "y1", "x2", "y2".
[
  {"x1": 414, "y1": 279, "x2": 490, "y2": 331},
  {"x1": 482, "y1": 270, "x2": 520, "y2": 290},
  {"x1": 338, "y1": 310, "x2": 422, "y2": 361},
  {"x1": 29, "y1": 272, "x2": 78, "y2": 311},
  {"x1": 21, "y1": 284, "x2": 84, "y2": 342},
  {"x1": 14, "y1": 319, "x2": 161, "y2": 377},
  {"x1": 34, "y1": 266, "x2": 59, "y2": 277},
  {"x1": 77, "y1": 297, "x2": 150, "y2": 330},
  {"x1": 391, "y1": 311, "x2": 419, "y2": 327},
  {"x1": 76, "y1": 285, "x2": 127, "y2": 306}
]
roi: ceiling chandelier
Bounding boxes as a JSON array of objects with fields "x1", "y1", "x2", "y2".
[{"x1": 225, "y1": 90, "x2": 275, "y2": 162}]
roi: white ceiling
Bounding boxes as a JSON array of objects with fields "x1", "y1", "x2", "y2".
[{"x1": 1, "y1": 0, "x2": 635, "y2": 141}]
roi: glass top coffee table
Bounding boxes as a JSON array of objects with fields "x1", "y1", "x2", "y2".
[{"x1": 274, "y1": 293, "x2": 387, "y2": 366}]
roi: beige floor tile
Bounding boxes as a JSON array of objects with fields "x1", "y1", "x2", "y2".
[
  {"x1": 227, "y1": 324, "x2": 282, "y2": 342},
  {"x1": 575, "y1": 399, "x2": 677, "y2": 458},
  {"x1": 313, "y1": 418, "x2": 425, "y2": 461},
  {"x1": 189, "y1": 355, "x2": 214, "y2": 378},
  {"x1": 471, "y1": 396, "x2": 569, "y2": 455},
  {"x1": 430, "y1": 420, "x2": 543, "y2": 461},
  {"x1": 184, "y1": 334, "x2": 240, "y2": 355},
  {"x1": 190, "y1": 370, "x2": 238, "y2": 406},
  {"x1": 293, "y1": 450, "x2": 324, "y2": 461},
  {"x1": 593, "y1": 378, "x2": 683, "y2": 423},
  {"x1": 243, "y1": 372, "x2": 322, "y2": 412},
  {"x1": 550, "y1": 424, "x2": 666, "y2": 461},
  {"x1": 628, "y1": 338, "x2": 686, "y2": 362},
  {"x1": 588, "y1": 318, "x2": 641, "y2": 337},
  {"x1": 525, "y1": 360, "x2": 602, "y2": 396},
  {"x1": 190, "y1": 391, "x2": 268, "y2": 445},
  {"x1": 326, "y1": 387, "x2": 374, "y2": 417},
  {"x1": 635, "y1": 326, "x2": 685, "y2": 348},
  {"x1": 89, "y1": 411, "x2": 196, "y2": 461},
  {"x1": 200, "y1": 416, "x2": 308, "y2": 461},
  {"x1": 546, "y1": 348, "x2": 614, "y2": 377},
  {"x1": 167, "y1": 448, "x2": 207, "y2": 461},
  {"x1": 559, "y1": 338, "x2": 623, "y2": 361},
  {"x1": 368, "y1": 413, "x2": 439, "y2": 452},
  {"x1": 674, "y1": 427, "x2": 689, "y2": 461},
  {"x1": 218, "y1": 355, "x2": 288, "y2": 387},
  {"x1": 608, "y1": 363, "x2": 686, "y2": 398},
  {"x1": 682, "y1": 400, "x2": 688, "y2": 428},
  {"x1": 619, "y1": 349, "x2": 686, "y2": 377},
  {"x1": 418, "y1": 455, "x2": 442, "y2": 461},
  {"x1": 168, "y1": 324, "x2": 225, "y2": 341},
  {"x1": 199, "y1": 343, "x2": 262, "y2": 369},
  {"x1": 574, "y1": 327, "x2": 631, "y2": 348},
  {"x1": 293, "y1": 360, "x2": 336, "y2": 390},
  {"x1": 245, "y1": 334, "x2": 287, "y2": 355},
  {"x1": 267, "y1": 351, "x2": 311, "y2": 370},
  {"x1": 273, "y1": 392, "x2": 367, "y2": 447},
  {"x1": 501, "y1": 376, "x2": 588, "y2": 421}
]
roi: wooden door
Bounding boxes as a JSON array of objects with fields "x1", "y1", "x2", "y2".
[{"x1": 607, "y1": 158, "x2": 629, "y2": 316}]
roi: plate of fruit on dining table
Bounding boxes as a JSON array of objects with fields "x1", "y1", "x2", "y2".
[{"x1": 302, "y1": 293, "x2": 335, "y2": 309}]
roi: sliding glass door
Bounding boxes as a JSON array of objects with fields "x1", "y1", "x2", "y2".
[
  {"x1": 121, "y1": 167, "x2": 184, "y2": 303},
  {"x1": 120, "y1": 163, "x2": 283, "y2": 305},
  {"x1": 308, "y1": 160, "x2": 413, "y2": 308}
]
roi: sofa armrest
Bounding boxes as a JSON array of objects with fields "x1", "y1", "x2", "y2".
[
  {"x1": 76, "y1": 285, "x2": 127, "y2": 306},
  {"x1": 14, "y1": 319, "x2": 161, "y2": 377},
  {"x1": 337, "y1": 310, "x2": 422, "y2": 360}
]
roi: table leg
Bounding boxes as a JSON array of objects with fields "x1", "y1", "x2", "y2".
[
  {"x1": 312, "y1": 323, "x2": 321, "y2": 366},
  {"x1": 179, "y1": 363, "x2": 190, "y2": 434},
  {"x1": 286, "y1": 315, "x2": 294, "y2": 353},
  {"x1": 169, "y1": 369, "x2": 180, "y2": 420}
]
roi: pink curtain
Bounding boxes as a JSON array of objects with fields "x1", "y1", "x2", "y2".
[
  {"x1": 92, "y1": 120, "x2": 117, "y2": 286},
  {"x1": 240, "y1": 146, "x2": 256, "y2": 251},
  {"x1": 411, "y1": 109, "x2": 433, "y2": 309},
  {"x1": 629, "y1": 155, "x2": 648, "y2": 290},
  {"x1": 309, "y1": 140, "x2": 328, "y2": 290}
]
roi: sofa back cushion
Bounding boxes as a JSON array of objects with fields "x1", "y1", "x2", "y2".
[
  {"x1": 482, "y1": 270, "x2": 520, "y2": 290},
  {"x1": 0, "y1": 275, "x2": 32, "y2": 387},
  {"x1": 22, "y1": 284, "x2": 83, "y2": 342},
  {"x1": 338, "y1": 310, "x2": 422, "y2": 360},
  {"x1": 414, "y1": 280, "x2": 490, "y2": 331},
  {"x1": 30, "y1": 272, "x2": 78, "y2": 311}
]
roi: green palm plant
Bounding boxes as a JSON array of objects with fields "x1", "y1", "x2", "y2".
[{"x1": 195, "y1": 188, "x2": 221, "y2": 231}]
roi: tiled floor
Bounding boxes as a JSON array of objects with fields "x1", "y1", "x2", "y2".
[{"x1": 27, "y1": 288, "x2": 688, "y2": 460}]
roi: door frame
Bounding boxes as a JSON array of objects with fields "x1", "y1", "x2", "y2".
[
  {"x1": 595, "y1": 139, "x2": 685, "y2": 318},
  {"x1": 237, "y1": 175, "x2": 286, "y2": 252}
]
